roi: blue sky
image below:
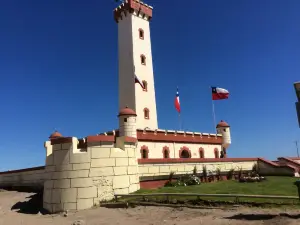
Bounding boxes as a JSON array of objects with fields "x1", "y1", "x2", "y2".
[{"x1": 0, "y1": 0, "x2": 299, "y2": 170}]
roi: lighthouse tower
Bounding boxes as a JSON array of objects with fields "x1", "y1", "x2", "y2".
[
  {"x1": 114, "y1": 0, "x2": 158, "y2": 130},
  {"x1": 216, "y1": 120, "x2": 231, "y2": 157}
]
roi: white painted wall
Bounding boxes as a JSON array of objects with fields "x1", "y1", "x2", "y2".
[
  {"x1": 118, "y1": 11, "x2": 158, "y2": 130},
  {"x1": 217, "y1": 127, "x2": 231, "y2": 149},
  {"x1": 137, "y1": 141, "x2": 222, "y2": 159}
]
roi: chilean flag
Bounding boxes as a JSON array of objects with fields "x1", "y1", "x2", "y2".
[
  {"x1": 135, "y1": 74, "x2": 144, "y2": 90},
  {"x1": 212, "y1": 87, "x2": 229, "y2": 100},
  {"x1": 174, "y1": 87, "x2": 181, "y2": 113}
]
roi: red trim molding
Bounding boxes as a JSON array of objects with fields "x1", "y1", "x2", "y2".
[
  {"x1": 179, "y1": 146, "x2": 191, "y2": 158},
  {"x1": 162, "y1": 146, "x2": 170, "y2": 158},
  {"x1": 199, "y1": 147, "x2": 205, "y2": 158},
  {"x1": 140, "y1": 145, "x2": 149, "y2": 158}
]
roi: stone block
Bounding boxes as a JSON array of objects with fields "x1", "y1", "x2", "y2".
[
  {"x1": 148, "y1": 166, "x2": 159, "y2": 174},
  {"x1": 44, "y1": 180, "x2": 54, "y2": 189},
  {"x1": 184, "y1": 165, "x2": 195, "y2": 172},
  {"x1": 46, "y1": 155, "x2": 54, "y2": 166},
  {"x1": 71, "y1": 178, "x2": 93, "y2": 188},
  {"x1": 69, "y1": 151, "x2": 91, "y2": 164},
  {"x1": 97, "y1": 187, "x2": 114, "y2": 201},
  {"x1": 56, "y1": 164, "x2": 73, "y2": 171},
  {"x1": 91, "y1": 147, "x2": 111, "y2": 158},
  {"x1": 93, "y1": 176, "x2": 113, "y2": 186},
  {"x1": 139, "y1": 166, "x2": 149, "y2": 174},
  {"x1": 54, "y1": 179, "x2": 70, "y2": 189},
  {"x1": 53, "y1": 150, "x2": 70, "y2": 165},
  {"x1": 52, "y1": 189, "x2": 62, "y2": 204},
  {"x1": 73, "y1": 163, "x2": 91, "y2": 170},
  {"x1": 68, "y1": 170, "x2": 89, "y2": 178},
  {"x1": 128, "y1": 158, "x2": 137, "y2": 166},
  {"x1": 91, "y1": 158, "x2": 115, "y2": 167},
  {"x1": 52, "y1": 203, "x2": 64, "y2": 213},
  {"x1": 159, "y1": 166, "x2": 170, "y2": 173},
  {"x1": 127, "y1": 166, "x2": 138, "y2": 175},
  {"x1": 129, "y1": 183, "x2": 139, "y2": 193},
  {"x1": 61, "y1": 188, "x2": 77, "y2": 203},
  {"x1": 113, "y1": 175, "x2": 130, "y2": 189},
  {"x1": 43, "y1": 189, "x2": 52, "y2": 203},
  {"x1": 77, "y1": 198, "x2": 94, "y2": 210},
  {"x1": 89, "y1": 167, "x2": 114, "y2": 177},
  {"x1": 64, "y1": 202, "x2": 77, "y2": 210},
  {"x1": 129, "y1": 175, "x2": 139, "y2": 184},
  {"x1": 53, "y1": 144, "x2": 62, "y2": 151},
  {"x1": 126, "y1": 148, "x2": 136, "y2": 158},
  {"x1": 61, "y1": 143, "x2": 72, "y2": 150},
  {"x1": 110, "y1": 148, "x2": 128, "y2": 158},
  {"x1": 52, "y1": 171, "x2": 69, "y2": 179},
  {"x1": 45, "y1": 165, "x2": 55, "y2": 172},
  {"x1": 114, "y1": 188, "x2": 129, "y2": 195},
  {"x1": 113, "y1": 166, "x2": 128, "y2": 175},
  {"x1": 116, "y1": 158, "x2": 129, "y2": 166},
  {"x1": 77, "y1": 186, "x2": 97, "y2": 199},
  {"x1": 169, "y1": 165, "x2": 179, "y2": 172},
  {"x1": 43, "y1": 202, "x2": 52, "y2": 213}
]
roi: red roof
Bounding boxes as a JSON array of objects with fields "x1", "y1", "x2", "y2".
[
  {"x1": 216, "y1": 120, "x2": 230, "y2": 128},
  {"x1": 49, "y1": 131, "x2": 63, "y2": 139},
  {"x1": 118, "y1": 106, "x2": 137, "y2": 117}
]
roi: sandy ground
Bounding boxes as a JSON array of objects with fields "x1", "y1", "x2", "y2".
[{"x1": 1, "y1": 190, "x2": 300, "y2": 225}]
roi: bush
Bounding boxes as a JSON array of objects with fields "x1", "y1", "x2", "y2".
[
  {"x1": 216, "y1": 168, "x2": 222, "y2": 181},
  {"x1": 239, "y1": 175, "x2": 266, "y2": 183},
  {"x1": 227, "y1": 168, "x2": 234, "y2": 180},
  {"x1": 164, "y1": 174, "x2": 201, "y2": 187}
]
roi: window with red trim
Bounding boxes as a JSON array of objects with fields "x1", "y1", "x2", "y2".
[
  {"x1": 199, "y1": 149, "x2": 205, "y2": 158},
  {"x1": 140, "y1": 55, "x2": 146, "y2": 65},
  {"x1": 144, "y1": 108, "x2": 149, "y2": 119},
  {"x1": 141, "y1": 149, "x2": 148, "y2": 159},
  {"x1": 163, "y1": 150, "x2": 169, "y2": 158},
  {"x1": 139, "y1": 29, "x2": 144, "y2": 40},
  {"x1": 214, "y1": 149, "x2": 219, "y2": 158}
]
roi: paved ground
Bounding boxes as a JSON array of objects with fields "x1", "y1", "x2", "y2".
[{"x1": 1, "y1": 190, "x2": 300, "y2": 225}]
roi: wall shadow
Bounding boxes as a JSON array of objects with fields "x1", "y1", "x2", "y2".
[
  {"x1": 225, "y1": 213, "x2": 300, "y2": 221},
  {"x1": 10, "y1": 192, "x2": 48, "y2": 215}
]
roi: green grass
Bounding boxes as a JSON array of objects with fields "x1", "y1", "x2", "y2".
[{"x1": 122, "y1": 177, "x2": 300, "y2": 207}]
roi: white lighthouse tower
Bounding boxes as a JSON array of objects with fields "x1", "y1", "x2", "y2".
[{"x1": 114, "y1": 0, "x2": 158, "y2": 130}]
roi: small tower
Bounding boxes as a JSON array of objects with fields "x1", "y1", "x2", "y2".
[
  {"x1": 114, "y1": 0, "x2": 158, "y2": 130},
  {"x1": 118, "y1": 106, "x2": 137, "y2": 138},
  {"x1": 216, "y1": 120, "x2": 231, "y2": 150}
]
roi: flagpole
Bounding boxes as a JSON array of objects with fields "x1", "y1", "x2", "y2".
[
  {"x1": 210, "y1": 86, "x2": 217, "y2": 133},
  {"x1": 178, "y1": 112, "x2": 182, "y2": 131}
]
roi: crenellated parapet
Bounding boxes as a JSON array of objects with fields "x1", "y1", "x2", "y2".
[{"x1": 113, "y1": 0, "x2": 153, "y2": 23}]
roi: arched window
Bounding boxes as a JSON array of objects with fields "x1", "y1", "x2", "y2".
[
  {"x1": 144, "y1": 108, "x2": 149, "y2": 119},
  {"x1": 199, "y1": 148, "x2": 205, "y2": 158},
  {"x1": 142, "y1": 80, "x2": 148, "y2": 91},
  {"x1": 139, "y1": 28, "x2": 144, "y2": 40},
  {"x1": 162, "y1": 146, "x2": 170, "y2": 158},
  {"x1": 179, "y1": 147, "x2": 191, "y2": 158},
  {"x1": 140, "y1": 145, "x2": 149, "y2": 159},
  {"x1": 140, "y1": 54, "x2": 146, "y2": 65},
  {"x1": 214, "y1": 148, "x2": 219, "y2": 158}
]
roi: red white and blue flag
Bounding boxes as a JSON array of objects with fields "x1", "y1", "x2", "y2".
[
  {"x1": 174, "y1": 87, "x2": 181, "y2": 113},
  {"x1": 135, "y1": 74, "x2": 144, "y2": 90},
  {"x1": 211, "y1": 87, "x2": 229, "y2": 100}
]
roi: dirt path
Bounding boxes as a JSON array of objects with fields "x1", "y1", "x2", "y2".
[{"x1": 1, "y1": 190, "x2": 300, "y2": 225}]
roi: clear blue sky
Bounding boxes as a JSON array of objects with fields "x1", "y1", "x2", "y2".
[{"x1": 0, "y1": 0, "x2": 299, "y2": 171}]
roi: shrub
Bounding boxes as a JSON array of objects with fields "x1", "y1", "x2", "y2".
[
  {"x1": 216, "y1": 167, "x2": 222, "y2": 181},
  {"x1": 239, "y1": 175, "x2": 266, "y2": 183},
  {"x1": 238, "y1": 167, "x2": 243, "y2": 179},
  {"x1": 227, "y1": 168, "x2": 234, "y2": 180},
  {"x1": 164, "y1": 174, "x2": 201, "y2": 187},
  {"x1": 193, "y1": 165, "x2": 197, "y2": 176},
  {"x1": 202, "y1": 165, "x2": 208, "y2": 180}
]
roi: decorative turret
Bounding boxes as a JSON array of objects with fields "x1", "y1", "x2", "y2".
[
  {"x1": 118, "y1": 106, "x2": 137, "y2": 138},
  {"x1": 216, "y1": 120, "x2": 231, "y2": 149}
]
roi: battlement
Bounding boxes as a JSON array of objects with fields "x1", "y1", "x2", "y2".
[
  {"x1": 101, "y1": 128, "x2": 223, "y2": 145},
  {"x1": 113, "y1": 0, "x2": 153, "y2": 23}
]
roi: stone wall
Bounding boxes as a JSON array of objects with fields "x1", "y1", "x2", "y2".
[{"x1": 43, "y1": 137, "x2": 140, "y2": 213}]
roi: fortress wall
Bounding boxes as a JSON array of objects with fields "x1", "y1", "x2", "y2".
[
  {"x1": 43, "y1": 136, "x2": 140, "y2": 213},
  {"x1": 0, "y1": 166, "x2": 46, "y2": 190},
  {"x1": 138, "y1": 158, "x2": 258, "y2": 180}
]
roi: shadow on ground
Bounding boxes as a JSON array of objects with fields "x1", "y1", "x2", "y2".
[
  {"x1": 225, "y1": 213, "x2": 300, "y2": 221},
  {"x1": 11, "y1": 192, "x2": 48, "y2": 214}
]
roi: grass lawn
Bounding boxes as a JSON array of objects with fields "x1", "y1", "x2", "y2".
[{"x1": 122, "y1": 177, "x2": 300, "y2": 207}]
